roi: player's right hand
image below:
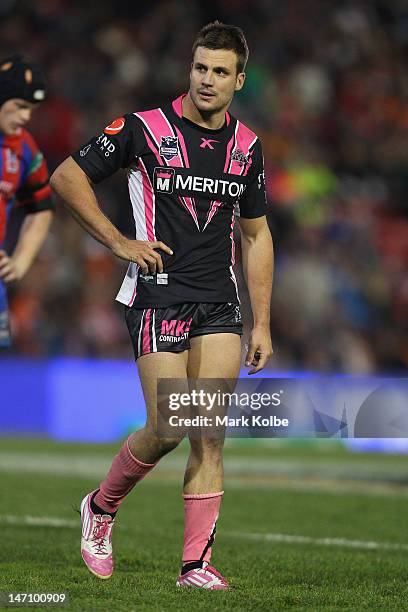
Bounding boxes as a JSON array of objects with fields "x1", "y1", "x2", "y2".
[
  {"x1": 0, "y1": 250, "x2": 22, "y2": 283},
  {"x1": 111, "y1": 237, "x2": 173, "y2": 274}
]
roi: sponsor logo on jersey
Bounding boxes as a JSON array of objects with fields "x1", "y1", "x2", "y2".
[
  {"x1": 104, "y1": 117, "x2": 125, "y2": 135},
  {"x1": 160, "y1": 136, "x2": 179, "y2": 161},
  {"x1": 139, "y1": 272, "x2": 168, "y2": 285},
  {"x1": 157, "y1": 273, "x2": 168, "y2": 285},
  {"x1": 80, "y1": 144, "x2": 91, "y2": 157},
  {"x1": 231, "y1": 148, "x2": 251, "y2": 167},
  {"x1": 5, "y1": 149, "x2": 18, "y2": 174},
  {"x1": 200, "y1": 138, "x2": 219, "y2": 150},
  {"x1": 159, "y1": 317, "x2": 192, "y2": 343},
  {"x1": 153, "y1": 167, "x2": 246, "y2": 199},
  {"x1": 96, "y1": 133, "x2": 116, "y2": 157},
  {"x1": 139, "y1": 273, "x2": 155, "y2": 284},
  {"x1": 154, "y1": 167, "x2": 175, "y2": 193},
  {"x1": 200, "y1": 138, "x2": 220, "y2": 151}
]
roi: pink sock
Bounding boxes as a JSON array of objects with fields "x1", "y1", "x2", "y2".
[
  {"x1": 94, "y1": 436, "x2": 157, "y2": 513},
  {"x1": 182, "y1": 491, "x2": 224, "y2": 564}
]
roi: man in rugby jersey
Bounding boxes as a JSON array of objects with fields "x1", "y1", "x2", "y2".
[
  {"x1": 51, "y1": 21, "x2": 273, "y2": 589},
  {"x1": 0, "y1": 54, "x2": 54, "y2": 348}
]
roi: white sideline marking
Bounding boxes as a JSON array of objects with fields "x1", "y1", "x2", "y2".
[
  {"x1": 1, "y1": 515, "x2": 77, "y2": 528},
  {"x1": 226, "y1": 531, "x2": 408, "y2": 551},
  {"x1": 1, "y1": 451, "x2": 408, "y2": 497},
  {"x1": 2, "y1": 514, "x2": 407, "y2": 553}
]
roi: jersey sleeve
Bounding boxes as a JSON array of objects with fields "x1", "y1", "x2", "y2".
[
  {"x1": 16, "y1": 131, "x2": 54, "y2": 214},
  {"x1": 71, "y1": 114, "x2": 145, "y2": 183},
  {"x1": 236, "y1": 139, "x2": 267, "y2": 219}
]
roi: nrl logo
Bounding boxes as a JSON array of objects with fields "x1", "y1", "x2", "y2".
[
  {"x1": 160, "y1": 136, "x2": 179, "y2": 161},
  {"x1": 231, "y1": 148, "x2": 250, "y2": 167}
]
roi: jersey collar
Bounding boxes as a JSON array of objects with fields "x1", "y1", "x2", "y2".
[{"x1": 171, "y1": 94, "x2": 232, "y2": 135}]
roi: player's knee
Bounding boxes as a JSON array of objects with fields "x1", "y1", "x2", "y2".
[
  {"x1": 157, "y1": 436, "x2": 184, "y2": 455},
  {"x1": 135, "y1": 427, "x2": 183, "y2": 457},
  {"x1": 189, "y1": 436, "x2": 225, "y2": 457}
]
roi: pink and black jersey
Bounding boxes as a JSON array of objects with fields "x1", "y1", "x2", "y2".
[{"x1": 71, "y1": 94, "x2": 267, "y2": 308}]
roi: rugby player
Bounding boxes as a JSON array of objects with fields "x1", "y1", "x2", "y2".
[
  {"x1": 0, "y1": 54, "x2": 54, "y2": 348},
  {"x1": 51, "y1": 22, "x2": 273, "y2": 589}
]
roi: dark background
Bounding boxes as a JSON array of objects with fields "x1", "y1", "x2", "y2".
[{"x1": 2, "y1": 0, "x2": 408, "y2": 373}]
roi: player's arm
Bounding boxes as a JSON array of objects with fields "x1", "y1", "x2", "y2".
[
  {"x1": 50, "y1": 117, "x2": 172, "y2": 273},
  {"x1": 0, "y1": 210, "x2": 53, "y2": 282},
  {"x1": 237, "y1": 138, "x2": 273, "y2": 374},
  {"x1": 0, "y1": 137, "x2": 54, "y2": 283},
  {"x1": 239, "y1": 215, "x2": 273, "y2": 374}
]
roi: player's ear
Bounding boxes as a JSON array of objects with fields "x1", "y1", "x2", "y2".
[{"x1": 235, "y1": 72, "x2": 245, "y2": 92}]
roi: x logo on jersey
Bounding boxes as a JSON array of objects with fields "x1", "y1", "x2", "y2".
[{"x1": 200, "y1": 138, "x2": 219, "y2": 149}]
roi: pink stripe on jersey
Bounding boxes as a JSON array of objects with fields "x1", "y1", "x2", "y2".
[
  {"x1": 128, "y1": 274, "x2": 138, "y2": 306},
  {"x1": 172, "y1": 94, "x2": 184, "y2": 118},
  {"x1": 143, "y1": 129, "x2": 162, "y2": 165},
  {"x1": 203, "y1": 200, "x2": 223, "y2": 230},
  {"x1": 230, "y1": 212, "x2": 236, "y2": 265},
  {"x1": 137, "y1": 159, "x2": 155, "y2": 241},
  {"x1": 180, "y1": 196, "x2": 200, "y2": 230},
  {"x1": 142, "y1": 308, "x2": 152, "y2": 354},
  {"x1": 227, "y1": 121, "x2": 258, "y2": 176},
  {"x1": 241, "y1": 135, "x2": 257, "y2": 177},
  {"x1": 136, "y1": 108, "x2": 184, "y2": 168},
  {"x1": 174, "y1": 124, "x2": 189, "y2": 167},
  {"x1": 223, "y1": 134, "x2": 235, "y2": 173},
  {"x1": 135, "y1": 109, "x2": 168, "y2": 149}
]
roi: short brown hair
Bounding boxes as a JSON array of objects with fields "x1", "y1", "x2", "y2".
[{"x1": 192, "y1": 21, "x2": 249, "y2": 74}]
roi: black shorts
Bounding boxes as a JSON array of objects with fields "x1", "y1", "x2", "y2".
[{"x1": 125, "y1": 302, "x2": 243, "y2": 360}]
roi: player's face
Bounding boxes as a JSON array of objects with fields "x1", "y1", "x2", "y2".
[
  {"x1": 0, "y1": 98, "x2": 36, "y2": 135},
  {"x1": 189, "y1": 47, "x2": 245, "y2": 114}
]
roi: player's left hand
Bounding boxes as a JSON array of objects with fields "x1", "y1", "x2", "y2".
[
  {"x1": 245, "y1": 325, "x2": 273, "y2": 375},
  {"x1": 0, "y1": 251, "x2": 22, "y2": 283}
]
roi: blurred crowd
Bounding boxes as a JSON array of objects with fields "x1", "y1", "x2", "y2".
[{"x1": 1, "y1": 0, "x2": 407, "y2": 372}]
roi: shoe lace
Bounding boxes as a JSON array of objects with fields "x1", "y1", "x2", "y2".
[{"x1": 91, "y1": 517, "x2": 112, "y2": 555}]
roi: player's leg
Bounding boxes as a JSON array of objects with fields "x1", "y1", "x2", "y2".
[
  {"x1": 177, "y1": 332, "x2": 241, "y2": 589},
  {"x1": 127, "y1": 350, "x2": 189, "y2": 461},
  {"x1": 93, "y1": 351, "x2": 189, "y2": 514},
  {"x1": 81, "y1": 307, "x2": 190, "y2": 579}
]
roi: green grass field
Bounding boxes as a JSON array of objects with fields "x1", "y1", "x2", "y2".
[{"x1": 1, "y1": 437, "x2": 408, "y2": 611}]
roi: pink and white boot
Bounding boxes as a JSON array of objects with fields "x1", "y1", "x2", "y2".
[
  {"x1": 176, "y1": 562, "x2": 229, "y2": 590},
  {"x1": 80, "y1": 490, "x2": 115, "y2": 579}
]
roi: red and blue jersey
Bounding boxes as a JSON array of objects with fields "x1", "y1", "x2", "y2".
[
  {"x1": 0, "y1": 128, "x2": 53, "y2": 347},
  {"x1": 0, "y1": 128, "x2": 52, "y2": 245}
]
